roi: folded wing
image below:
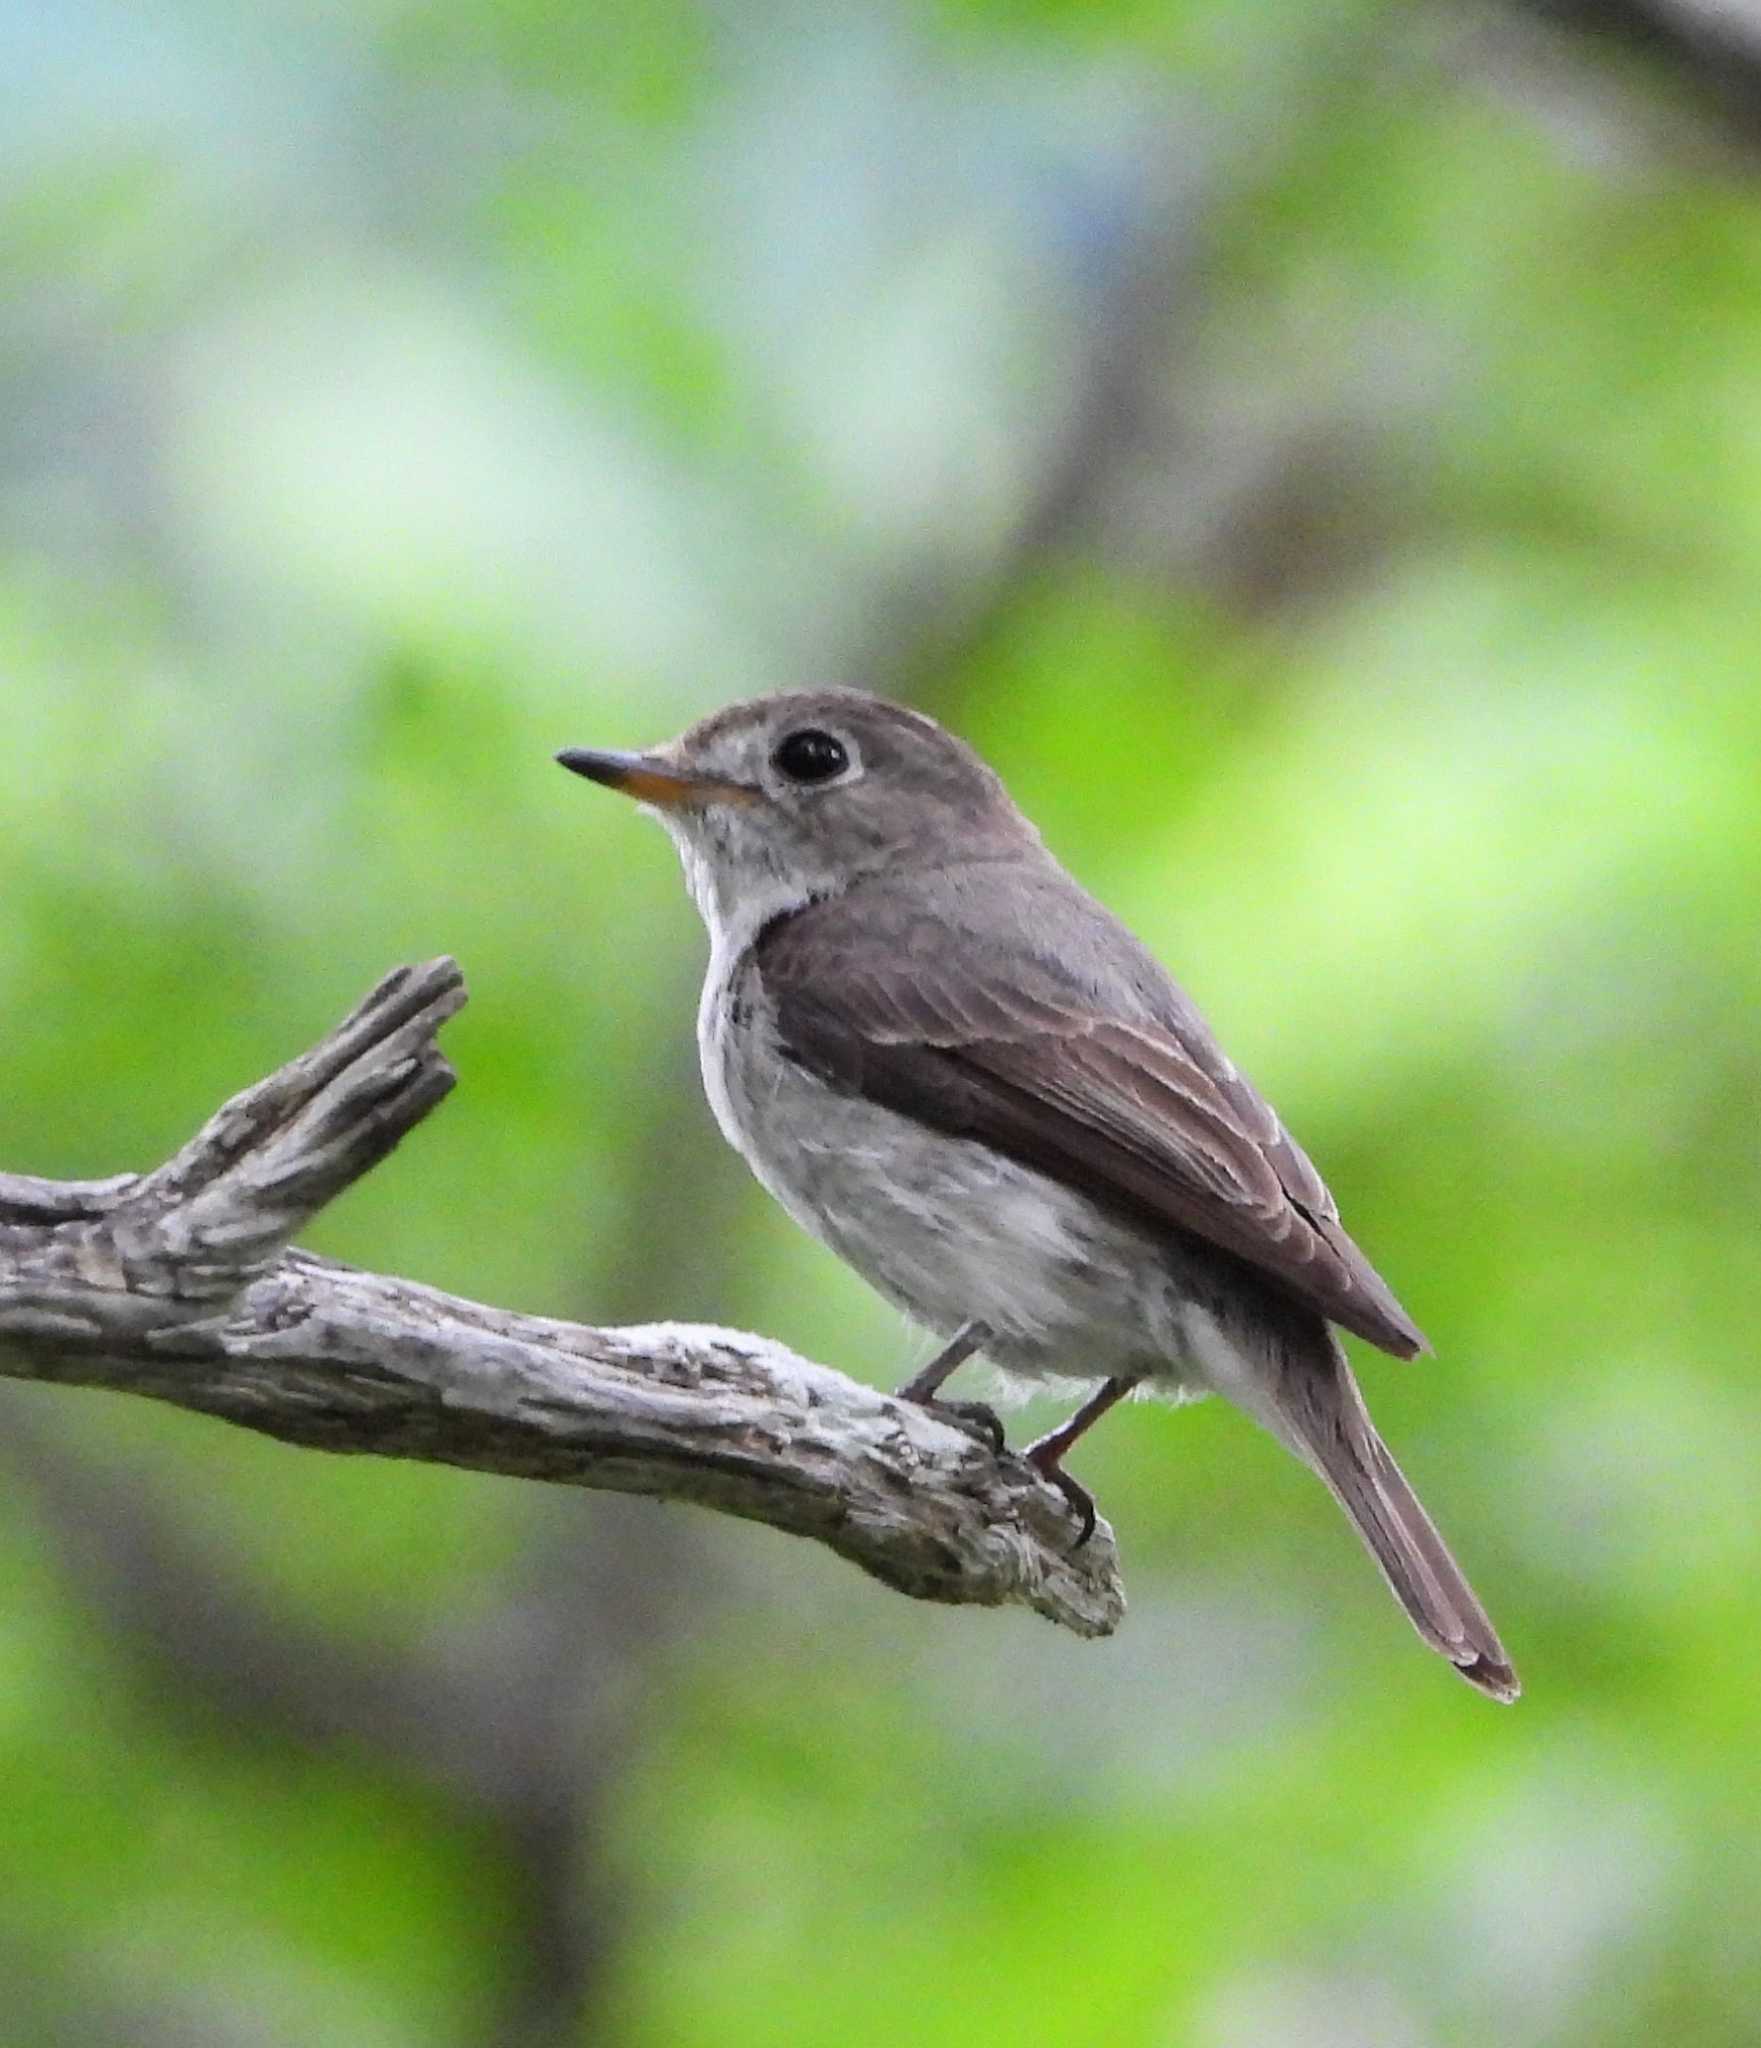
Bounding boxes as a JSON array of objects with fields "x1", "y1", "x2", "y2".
[{"x1": 754, "y1": 879, "x2": 1427, "y2": 1359}]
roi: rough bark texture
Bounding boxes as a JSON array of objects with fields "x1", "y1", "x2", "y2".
[{"x1": 0, "y1": 960, "x2": 1122, "y2": 1639}]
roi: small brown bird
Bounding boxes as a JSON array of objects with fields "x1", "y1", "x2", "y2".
[{"x1": 560, "y1": 689, "x2": 1517, "y2": 1700}]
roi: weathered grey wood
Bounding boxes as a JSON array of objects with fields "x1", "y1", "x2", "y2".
[{"x1": 0, "y1": 960, "x2": 1123, "y2": 1638}]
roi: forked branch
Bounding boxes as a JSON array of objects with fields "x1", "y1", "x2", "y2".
[{"x1": 0, "y1": 962, "x2": 1122, "y2": 1638}]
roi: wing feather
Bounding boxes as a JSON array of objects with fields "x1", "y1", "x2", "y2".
[{"x1": 755, "y1": 880, "x2": 1427, "y2": 1359}]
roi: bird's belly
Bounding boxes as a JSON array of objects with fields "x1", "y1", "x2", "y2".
[{"x1": 702, "y1": 980, "x2": 1182, "y2": 1388}]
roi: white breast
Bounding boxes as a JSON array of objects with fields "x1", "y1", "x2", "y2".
[{"x1": 695, "y1": 945, "x2": 1192, "y2": 1396}]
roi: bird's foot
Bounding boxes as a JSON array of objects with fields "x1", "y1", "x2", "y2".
[
  {"x1": 894, "y1": 1321, "x2": 1003, "y2": 1450},
  {"x1": 1023, "y1": 1443, "x2": 1098, "y2": 1549},
  {"x1": 936, "y1": 1397, "x2": 1008, "y2": 1456},
  {"x1": 1019, "y1": 1375, "x2": 1135, "y2": 1550},
  {"x1": 904, "y1": 1392, "x2": 1007, "y2": 1457}
]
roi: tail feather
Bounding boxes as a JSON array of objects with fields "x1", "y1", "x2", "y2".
[{"x1": 1275, "y1": 1346, "x2": 1518, "y2": 1703}]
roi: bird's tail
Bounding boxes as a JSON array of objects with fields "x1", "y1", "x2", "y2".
[{"x1": 1269, "y1": 1340, "x2": 1518, "y2": 1703}]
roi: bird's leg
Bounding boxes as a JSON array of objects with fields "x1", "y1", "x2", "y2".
[
  {"x1": 895, "y1": 1320, "x2": 1004, "y2": 1453},
  {"x1": 1023, "y1": 1376, "x2": 1137, "y2": 1548},
  {"x1": 896, "y1": 1320, "x2": 989, "y2": 1403}
]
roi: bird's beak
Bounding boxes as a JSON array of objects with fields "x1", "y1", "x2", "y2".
[{"x1": 555, "y1": 748, "x2": 753, "y2": 810}]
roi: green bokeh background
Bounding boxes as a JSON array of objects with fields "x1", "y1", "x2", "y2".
[{"x1": 3, "y1": 3, "x2": 1758, "y2": 2044}]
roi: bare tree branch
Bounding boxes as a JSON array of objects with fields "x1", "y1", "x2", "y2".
[{"x1": 0, "y1": 961, "x2": 1122, "y2": 1640}]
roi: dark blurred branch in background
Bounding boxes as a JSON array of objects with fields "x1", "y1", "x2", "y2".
[
  {"x1": 1521, "y1": 0, "x2": 1761, "y2": 140},
  {"x1": 861, "y1": 151, "x2": 1199, "y2": 697},
  {"x1": 0, "y1": 961, "x2": 1121, "y2": 1640}
]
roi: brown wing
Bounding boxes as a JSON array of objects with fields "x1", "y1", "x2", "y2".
[{"x1": 754, "y1": 881, "x2": 1427, "y2": 1359}]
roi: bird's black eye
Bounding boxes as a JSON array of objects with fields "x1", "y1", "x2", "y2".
[{"x1": 771, "y1": 728, "x2": 850, "y2": 785}]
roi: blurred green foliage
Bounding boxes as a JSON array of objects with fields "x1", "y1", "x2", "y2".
[{"x1": 2, "y1": 1, "x2": 1759, "y2": 2044}]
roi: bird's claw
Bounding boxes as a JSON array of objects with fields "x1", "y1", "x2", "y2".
[
  {"x1": 1025, "y1": 1452, "x2": 1098, "y2": 1549},
  {"x1": 915, "y1": 1396, "x2": 1007, "y2": 1457}
]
